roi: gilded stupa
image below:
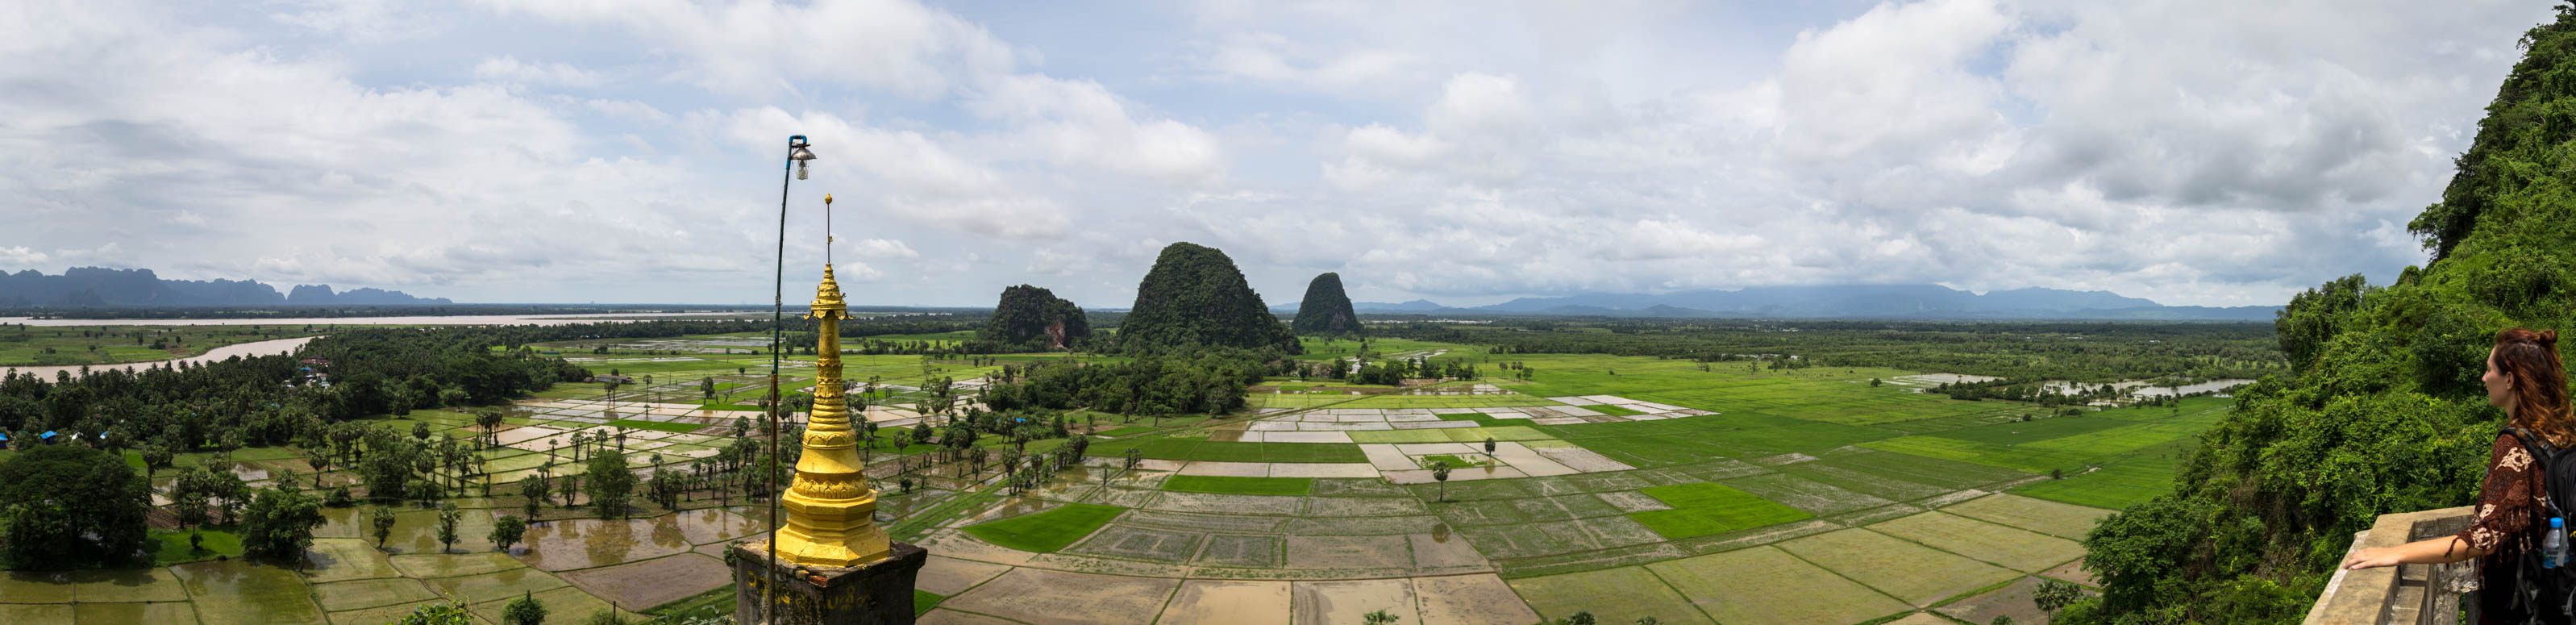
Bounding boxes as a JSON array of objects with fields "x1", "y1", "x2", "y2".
[{"x1": 768, "y1": 264, "x2": 893, "y2": 566}]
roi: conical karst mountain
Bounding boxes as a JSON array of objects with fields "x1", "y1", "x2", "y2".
[
  {"x1": 1117, "y1": 243, "x2": 1300, "y2": 354},
  {"x1": 978, "y1": 285, "x2": 1091, "y2": 350},
  {"x1": 1291, "y1": 272, "x2": 1363, "y2": 335}
]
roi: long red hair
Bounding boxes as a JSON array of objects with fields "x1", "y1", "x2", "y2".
[{"x1": 2495, "y1": 328, "x2": 2575, "y2": 448}]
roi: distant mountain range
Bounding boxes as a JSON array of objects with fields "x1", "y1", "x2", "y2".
[
  {"x1": 0, "y1": 267, "x2": 452, "y2": 307},
  {"x1": 1267, "y1": 285, "x2": 2279, "y2": 320}
]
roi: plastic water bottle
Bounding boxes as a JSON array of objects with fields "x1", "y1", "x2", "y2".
[{"x1": 2547, "y1": 518, "x2": 2568, "y2": 569}]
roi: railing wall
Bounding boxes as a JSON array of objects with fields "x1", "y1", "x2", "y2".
[{"x1": 2304, "y1": 506, "x2": 2478, "y2": 625}]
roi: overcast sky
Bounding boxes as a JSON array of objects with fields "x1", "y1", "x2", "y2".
[{"x1": 0, "y1": 1, "x2": 2553, "y2": 307}]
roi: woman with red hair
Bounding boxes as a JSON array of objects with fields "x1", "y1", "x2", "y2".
[{"x1": 2345, "y1": 328, "x2": 2574, "y2": 623}]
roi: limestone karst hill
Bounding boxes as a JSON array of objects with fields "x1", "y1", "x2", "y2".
[
  {"x1": 978, "y1": 284, "x2": 1091, "y2": 350},
  {"x1": 1116, "y1": 243, "x2": 1299, "y2": 354},
  {"x1": 1290, "y1": 272, "x2": 1362, "y2": 335}
]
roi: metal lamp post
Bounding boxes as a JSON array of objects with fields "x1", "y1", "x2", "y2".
[{"x1": 765, "y1": 134, "x2": 816, "y2": 623}]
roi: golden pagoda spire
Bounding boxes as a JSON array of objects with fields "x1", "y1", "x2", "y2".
[{"x1": 768, "y1": 264, "x2": 893, "y2": 566}]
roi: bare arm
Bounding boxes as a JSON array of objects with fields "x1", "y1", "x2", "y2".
[
  {"x1": 2343, "y1": 535, "x2": 2488, "y2": 569},
  {"x1": 2348, "y1": 435, "x2": 2536, "y2": 570}
]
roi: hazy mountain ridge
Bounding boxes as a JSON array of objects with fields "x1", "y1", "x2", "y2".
[
  {"x1": 0, "y1": 267, "x2": 451, "y2": 307},
  {"x1": 1268, "y1": 284, "x2": 2275, "y2": 319}
]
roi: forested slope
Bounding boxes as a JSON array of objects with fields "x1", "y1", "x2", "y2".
[
  {"x1": 979, "y1": 285, "x2": 1090, "y2": 350},
  {"x1": 1116, "y1": 243, "x2": 1299, "y2": 354},
  {"x1": 2075, "y1": 7, "x2": 2576, "y2": 623}
]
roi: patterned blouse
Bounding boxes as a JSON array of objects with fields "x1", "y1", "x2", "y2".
[{"x1": 2459, "y1": 433, "x2": 2545, "y2": 563}]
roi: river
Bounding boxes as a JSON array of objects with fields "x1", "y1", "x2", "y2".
[{"x1": 3, "y1": 335, "x2": 323, "y2": 380}]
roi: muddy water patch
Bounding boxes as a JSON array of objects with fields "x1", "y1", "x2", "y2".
[{"x1": 514, "y1": 517, "x2": 692, "y2": 571}]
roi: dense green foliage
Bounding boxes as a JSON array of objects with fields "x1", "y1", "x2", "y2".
[
  {"x1": 397, "y1": 602, "x2": 479, "y2": 625},
  {"x1": 239, "y1": 487, "x2": 327, "y2": 560},
  {"x1": 2076, "y1": 8, "x2": 2576, "y2": 623},
  {"x1": 1116, "y1": 243, "x2": 1300, "y2": 354},
  {"x1": 979, "y1": 348, "x2": 1287, "y2": 415},
  {"x1": 1292, "y1": 272, "x2": 1363, "y2": 335},
  {"x1": 587, "y1": 450, "x2": 636, "y2": 519},
  {"x1": 0, "y1": 444, "x2": 152, "y2": 566},
  {"x1": 976, "y1": 285, "x2": 1092, "y2": 350},
  {"x1": 504, "y1": 592, "x2": 547, "y2": 625}
]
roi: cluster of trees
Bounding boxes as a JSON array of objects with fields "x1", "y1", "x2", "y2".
[
  {"x1": 2067, "y1": 9, "x2": 2576, "y2": 623},
  {"x1": 0, "y1": 445, "x2": 151, "y2": 567},
  {"x1": 979, "y1": 348, "x2": 1287, "y2": 416},
  {"x1": 0, "y1": 319, "x2": 847, "y2": 568},
  {"x1": 1323, "y1": 356, "x2": 1479, "y2": 385}
]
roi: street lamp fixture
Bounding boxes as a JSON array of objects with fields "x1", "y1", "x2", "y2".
[
  {"x1": 790, "y1": 135, "x2": 817, "y2": 180},
  {"x1": 764, "y1": 133, "x2": 817, "y2": 623}
]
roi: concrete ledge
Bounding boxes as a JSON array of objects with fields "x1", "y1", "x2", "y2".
[{"x1": 2303, "y1": 506, "x2": 2475, "y2": 625}]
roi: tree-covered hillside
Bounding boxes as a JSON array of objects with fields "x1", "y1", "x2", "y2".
[
  {"x1": 1116, "y1": 243, "x2": 1300, "y2": 355},
  {"x1": 1291, "y1": 272, "x2": 1363, "y2": 335},
  {"x1": 978, "y1": 285, "x2": 1091, "y2": 350},
  {"x1": 2074, "y1": 7, "x2": 2576, "y2": 623}
]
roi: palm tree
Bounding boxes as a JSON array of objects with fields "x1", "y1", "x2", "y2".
[
  {"x1": 1430, "y1": 460, "x2": 1453, "y2": 502},
  {"x1": 476, "y1": 410, "x2": 506, "y2": 447}
]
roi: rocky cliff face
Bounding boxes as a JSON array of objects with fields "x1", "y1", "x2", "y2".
[{"x1": 1291, "y1": 272, "x2": 1362, "y2": 335}]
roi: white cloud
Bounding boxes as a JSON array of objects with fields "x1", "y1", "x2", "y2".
[
  {"x1": 973, "y1": 75, "x2": 1227, "y2": 185},
  {"x1": 0, "y1": 247, "x2": 48, "y2": 266},
  {"x1": 0, "y1": 0, "x2": 2553, "y2": 307},
  {"x1": 475, "y1": 0, "x2": 1020, "y2": 99},
  {"x1": 847, "y1": 239, "x2": 918, "y2": 260},
  {"x1": 474, "y1": 56, "x2": 601, "y2": 88}
]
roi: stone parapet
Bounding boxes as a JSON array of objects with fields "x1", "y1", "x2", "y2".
[{"x1": 2303, "y1": 506, "x2": 2478, "y2": 625}]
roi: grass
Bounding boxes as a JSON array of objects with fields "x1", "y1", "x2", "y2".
[
  {"x1": 1419, "y1": 454, "x2": 1489, "y2": 469},
  {"x1": 1625, "y1": 482, "x2": 1812, "y2": 539},
  {"x1": 1347, "y1": 426, "x2": 1550, "y2": 444},
  {"x1": 150, "y1": 528, "x2": 246, "y2": 565},
  {"x1": 913, "y1": 590, "x2": 946, "y2": 616},
  {"x1": 1095, "y1": 426, "x2": 1159, "y2": 437},
  {"x1": 1090, "y1": 438, "x2": 1370, "y2": 463},
  {"x1": 959, "y1": 503, "x2": 1126, "y2": 552},
  {"x1": 2011, "y1": 438, "x2": 2196, "y2": 509},
  {"x1": 889, "y1": 490, "x2": 1000, "y2": 543},
  {"x1": 606, "y1": 419, "x2": 707, "y2": 434},
  {"x1": 1580, "y1": 404, "x2": 1646, "y2": 416},
  {"x1": 1162, "y1": 475, "x2": 1314, "y2": 496},
  {"x1": 1541, "y1": 413, "x2": 1892, "y2": 467}
]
